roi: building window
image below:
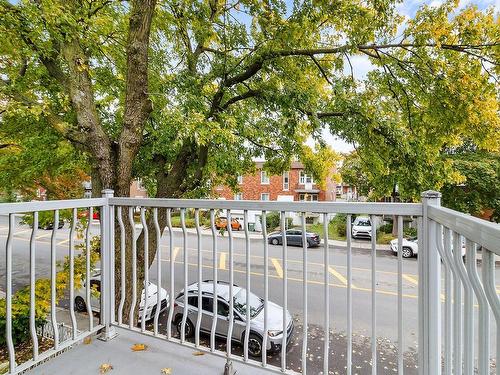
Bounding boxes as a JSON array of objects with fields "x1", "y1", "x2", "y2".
[
  {"x1": 283, "y1": 171, "x2": 289, "y2": 191},
  {"x1": 234, "y1": 193, "x2": 243, "y2": 200},
  {"x1": 299, "y1": 193, "x2": 318, "y2": 202},
  {"x1": 261, "y1": 193, "x2": 270, "y2": 201},
  {"x1": 299, "y1": 171, "x2": 313, "y2": 185},
  {"x1": 237, "y1": 175, "x2": 243, "y2": 184},
  {"x1": 261, "y1": 171, "x2": 270, "y2": 185}
]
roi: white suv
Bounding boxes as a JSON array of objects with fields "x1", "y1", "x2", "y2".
[
  {"x1": 352, "y1": 216, "x2": 372, "y2": 239},
  {"x1": 390, "y1": 236, "x2": 466, "y2": 258},
  {"x1": 173, "y1": 280, "x2": 293, "y2": 357}
]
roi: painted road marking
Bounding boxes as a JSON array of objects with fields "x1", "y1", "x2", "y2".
[
  {"x1": 271, "y1": 258, "x2": 283, "y2": 278},
  {"x1": 161, "y1": 258, "x2": 418, "y2": 299},
  {"x1": 172, "y1": 247, "x2": 180, "y2": 261},
  {"x1": 403, "y1": 274, "x2": 418, "y2": 286},
  {"x1": 328, "y1": 266, "x2": 353, "y2": 287},
  {"x1": 219, "y1": 252, "x2": 227, "y2": 270}
]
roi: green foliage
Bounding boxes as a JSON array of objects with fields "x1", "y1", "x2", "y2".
[
  {"x1": 330, "y1": 213, "x2": 348, "y2": 238},
  {"x1": 404, "y1": 227, "x2": 418, "y2": 238},
  {"x1": 441, "y1": 151, "x2": 500, "y2": 222},
  {"x1": 4, "y1": 0, "x2": 497, "y2": 203},
  {"x1": 0, "y1": 226, "x2": 100, "y2": 346},
  {"x1": 378, "y1": 222, "x2": 393, "y2": 234},
  {"x1": 265, "y1": 212, "x2": 292, "y2": 232},
  {"x1": 266, "y1": 212, "x2": 281, "y2": 232}
]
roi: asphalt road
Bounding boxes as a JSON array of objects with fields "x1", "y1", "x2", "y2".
[{"x1": 0, "y1": 216, "x2": 497, "y2": 374}]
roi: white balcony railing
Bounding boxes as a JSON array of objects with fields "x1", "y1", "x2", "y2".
[{"x1": 0, "y1": 191, "x2": 499, "y2": 375}]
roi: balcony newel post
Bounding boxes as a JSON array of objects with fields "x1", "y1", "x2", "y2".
[
  {"x1": 100, "y1": 189, "x2": 118, "y2": 341},
  {"x1": 419, "y1": 190, "x2": 442, "y2": 375}
]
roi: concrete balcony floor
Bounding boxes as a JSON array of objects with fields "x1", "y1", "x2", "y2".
[{"x1": 26, "y1": 327, "x2": 273, "y2": 375}]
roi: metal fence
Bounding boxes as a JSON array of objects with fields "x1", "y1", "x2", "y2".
[{"x1": 1, "y1": 191, "x2": 499, "y2": 375}]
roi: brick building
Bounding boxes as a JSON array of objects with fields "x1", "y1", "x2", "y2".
[{"x1": 215, "y1": 161, "x2": 337, "y2": 228}]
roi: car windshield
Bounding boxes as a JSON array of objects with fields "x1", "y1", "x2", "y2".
[
  {"x1": 356, "y1": 220, "x2": 371, "y2": 227},
  {"x1": 233, "y1": 289, "x2": 264, "y2": 318}
]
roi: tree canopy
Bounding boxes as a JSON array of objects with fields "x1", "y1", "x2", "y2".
[{"x1": 1, "y1": 0, "x2": 497, "y2": 201}]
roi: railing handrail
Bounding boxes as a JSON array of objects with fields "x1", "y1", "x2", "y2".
[
  {"x1": 0, "y1": 198, "x2": 106, "y2": 215},
  {"x1": 109, "y1": 197, "x2": 424, "y2": 216},
  {"x1": 427, "y1": 205, "x2": 500, "y2": 255}
]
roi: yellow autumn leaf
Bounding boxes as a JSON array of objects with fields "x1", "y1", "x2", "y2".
[
  {"x1": 99, "y1": 363, "x2": 113, "y2": 373},
  {"x1": 131, "y1": 343, "x2": 148, "y2": 351},
  {"x1": 192, "y1": 351, "x2": 205, "y2": 356},
  {"x1": 83, "y1": 336, "x2": 92, "y2": 345},
  {"x1": 160, "y1": 368, "x2": 172, "y2": 374}
]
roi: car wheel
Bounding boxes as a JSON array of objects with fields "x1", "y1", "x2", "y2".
[
  {"x1": 247, "y1": 333, "x2": 263, "y2": 357},
  {"x1": 176, "y1": 317, "x2": 194, "y2": 338},
  {"x1": 402, "y1": 247, "x2": 414, "y2": 258},
  {"x1": 271, "y1": 238, "x2": 279, "y2": 245},
  {"x1": 74, "y1": 296, "x2": 87, "y2": 312}
]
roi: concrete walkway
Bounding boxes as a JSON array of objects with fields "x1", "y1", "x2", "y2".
[{"x1": 27, "y1": 327, "x2": 274, "y2": 375}]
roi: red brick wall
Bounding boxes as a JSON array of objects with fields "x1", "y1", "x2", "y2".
[{"x1": 215, "y1": 168, "x2": 335, "y2": 201}]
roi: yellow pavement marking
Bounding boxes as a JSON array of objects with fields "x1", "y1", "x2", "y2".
[
  {"x1": 328, "y1": 266, "x2": 352, "y2": 287},
  {"x1": 58, "y1": 239, "x2": 69, "y2": 246},
  {"x1": 271, "y1": 258, "x2": 283, "y2": 278},
  {"x1": 161, "y1": 257, "x2": 418, "y2": 299},
  {"x1": 14, "y1": 229, "x2": 32, "y2": 236},
  {"x1": 219, "y1": 252, "x2": 227, "y2": 270},
  {"x1": 37, "y1": 233, "x2": 52, "y2": 239},
  {"x1": 172, "y1": 247, "x2": 180, "y2": 261},
  {"x1": 403, "y1": 274, "x2": 419, "y2": 286}
]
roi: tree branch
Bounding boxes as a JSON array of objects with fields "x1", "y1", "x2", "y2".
[{"x1": 220, "y1": 89, "x2": 261, "y2": 110}]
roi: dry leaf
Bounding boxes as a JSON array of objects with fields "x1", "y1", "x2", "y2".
[
  {"x1": 192, "y1": 351, "x2": 205, "y2": 356},
  {"x1": 83, "y1": 337, "x2": 92, "y2": 345},
  {"x1": 99, "y1": 363, "x2": 113, "y2": 373},
  {"x1": 131, "y1": 343, "x2": 148, "y2": 351},
  {"x1": 160, "y1": 368, "x2": 172, "y2": 374}
]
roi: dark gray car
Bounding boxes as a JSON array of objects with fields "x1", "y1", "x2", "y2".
[{"x1": 268, "y1": 229, "x2": 321, "y2": 247}]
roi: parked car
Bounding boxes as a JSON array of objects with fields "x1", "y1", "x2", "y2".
[
  {"x1": 38, "y1": 219, "x2": 64, "y2": 230},
  {"x1": 173, "y1": 280, "x2": 293, "y2": 357},
  {"x1": 351, "y1": 216, "x2": 372, "y2": 239},
  {"x1": 390, "y1": 236, "x2": 466, "y2": 258},
  {"x1": 390, "y1": 236, "x2": 419, "y2": 258},
  {"x1": 215, "y1": 216, "x2": 242, "y2": 231},
  {"x1": 74, "y1": 270, "x2": 169, "y2": 322},
  {"x1": 268, "y1": 229, "x2": 321, "y2": 247}
]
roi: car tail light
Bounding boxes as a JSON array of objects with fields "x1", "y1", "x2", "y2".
[{"x1": 174, "y1": 302, "x2": 178, "y2": 308}]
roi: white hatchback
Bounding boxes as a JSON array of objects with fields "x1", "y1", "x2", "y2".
[{"x1": 74, "y1": 270, "x2": 169, "y2": 322}]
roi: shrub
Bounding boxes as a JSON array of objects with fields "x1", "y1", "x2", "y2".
[
  {"x1": 265, "y1": 212, "x2": 292, "y2": 231},
  {"x1": 378, "y1": 222, "x2": 393, "y2": 234},
  {"x1": 330, "y1": 213, "x2": 347, "y2": 237},
  {"x1": 404, "y1": 227, "x2": 418, "y2": 238},
  {"x1": 265, "y1": 212, "x2": 280, "y2": 231}
]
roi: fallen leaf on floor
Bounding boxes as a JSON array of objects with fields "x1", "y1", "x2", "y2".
[
  {"x1": 99, "y1": 363, "x2": 113, "y2": 373},
  {"x1": 83, "y1": 337, "x2": 92, "y2": 345},
  {"x1": 160, "y1": 368, "x2": 172, "y2": 374},
  {"x1": 192, "y1": 351, "x2": 205, "y2": 356},
  {"x1": 131, "y1": 343, "x2": 148, "y2": 351}
]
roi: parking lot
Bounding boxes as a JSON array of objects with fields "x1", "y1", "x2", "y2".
[{"x1": 0, "y1": 216, "x2": 497, "y2": 373}]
